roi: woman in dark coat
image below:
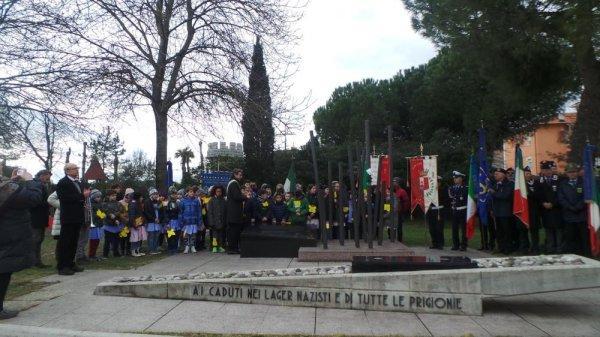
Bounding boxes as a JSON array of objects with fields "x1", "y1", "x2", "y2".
[{"x1": 0, "y1": 173, "x2": 43, "y2": 319}]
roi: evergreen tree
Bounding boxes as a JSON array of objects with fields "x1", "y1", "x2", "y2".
[
  {"x1": 242, "y1": 36, "x2": 275, "y2": 184},
  {"x1": 89, "y1": 126, "x2": 126, "y2": 176},
  {"x1": 402, "y1": 0, "x2": 598, "y2": 161}
]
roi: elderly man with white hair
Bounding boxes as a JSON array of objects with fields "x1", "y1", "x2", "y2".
[{"x1": 55, "y1": 163, "x2": 90, "y2": 275}]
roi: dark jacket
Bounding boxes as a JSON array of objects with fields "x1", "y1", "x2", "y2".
[
  {"x1": 128, "y1": 200, "x2": 146, "y2": 227},
  {"x1": 91, "y1": 200, "x2": 104, "y2": 227},
  {"x1": 539, "y1": 175, "x2": 563, "y2": 227},
  {"x1": 270, "y1": 201, "x2": 289, "y2": 224},
  {"x1": 144, "y1": 199, "x2": 165, "y2": 224},
  {"x1": 226, "y1": 179, "x2": 244, "y2": 224},
  {"x1": 207, "y1": 196, "x2": 227, "y2": 230},
  {"x1": 103, "y1": 200, "x2": 124, "y2": 226},
  {"x1": 557, "y1": 178, "x2": 586, "y2": 223},
  {"x1": 243, "y1": 197, "x2": 258, "y2": 223},
  {"x1": 165, "y1": 199, "x2": 179, "y2": 220},
  {"x1": 56, "y1": 175, "x2": 85, "y2": 225},
  {"x1": 491, "y1": 179, "x2": 514, "y2": 218},
  {"x1": 0, "y1": 180, "x2": 43, "y2": 273},
  {"x1": 255, "y1": 197, "x2": 272, "y2": 223},
  {"x1": 29, "y1": 178, "x2": 50, "y2": 229}
]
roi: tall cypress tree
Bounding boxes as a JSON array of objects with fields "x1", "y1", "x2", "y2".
[{"x1": 242, "y1": 36, "x2": 275, "y2": 184}]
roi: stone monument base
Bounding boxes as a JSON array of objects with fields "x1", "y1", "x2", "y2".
[
  {"x1": 297, "y1": 241, "x2": 414, "y2": 262},
  {"x1": 95, "y1": 255, "x2": 600, "y2": 316}
]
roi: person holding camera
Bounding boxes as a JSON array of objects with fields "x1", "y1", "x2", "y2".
[{"x1": 0, "y1": 169, "x2": 44, "y2": 319}]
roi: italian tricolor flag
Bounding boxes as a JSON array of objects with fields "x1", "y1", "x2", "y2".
[
  {"x1": 513, "y1": 145, "x2": 529, "y2": 228},
  {"x1": 466, "y1": 154, "x2": 477, "y2": 239},
  {"x1": 583, "y1": 144, "x2": 600, "y2": 256}
]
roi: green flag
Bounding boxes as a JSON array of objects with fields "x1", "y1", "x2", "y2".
[{"x1": 284, "y1": 163, "x2": 296, "y2": 193}]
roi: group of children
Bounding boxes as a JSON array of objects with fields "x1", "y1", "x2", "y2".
[
  {"x1": 85, "y1": 185, "x2": 228, "y2": 258},
  {"x1": 239, "y1": 181, "x2": 406, "y2": 241},
  {"x1": 82, "y1": 179, "x2": 407, "y2": 259}
]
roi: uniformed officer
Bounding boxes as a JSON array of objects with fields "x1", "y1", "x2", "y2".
[
  {"x1": 539, "y1": 160, "x2": 563, "y2": 253},
  {"x1": 524, "y1": 166, "x2": 543, "y2": 254},
  {"x1": 449, "y1": 171, "x2": 468, "y2": 251},
  {"x1": 490, "y1": 168, "x2": 515, "y2": 255},
  {"x1": 557, "y1": 163, "x2": 588, "y2": 255}
]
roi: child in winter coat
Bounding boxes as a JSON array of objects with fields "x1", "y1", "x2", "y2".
[
  {"x1": 103, "y1": 190, "x2": 123, "y2": 258},
  {"x1": 164, "y1": 190, "x2": 181, "y2": 254},
  {"x1": 255, "y1": 189, "x2": 272, "y2": 224},
  {"x1": 118, "y1": 191, "x2": 132, "y2": 256},
  {"x1": 179, "y1": 187, "x2": 203, "y2": 254},
  {"x1": 287, "y1": 190, "x2": 308, "y2": 227},
  {"x1": 207, "y1": 186, "x2": 227, "y2": 253},
  {"x1": 144, "y1": 188, "x2": 164, "y2": 255},
  {"x1": 88, "y1": 189, "x2": 105, "y2": 260},
  {"x1": 306, "y1": 185, "x2": 319, "y2": 231},
  {"x1": 270, "y1": 193, "x2": 289, "y2": 225},
  {"x1": 128, "y1": 192, "x2": 148, "y2": 257},
  {"x1": 195, "y1": 189, "x2": 209, "y2": 251}
]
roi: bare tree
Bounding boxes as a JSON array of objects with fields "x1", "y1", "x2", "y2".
[
  {"x1": 32, "y1": 0, "x2": 303, "y2": 190},
  {"x1": 6, "y1": 110, "x2": 71, "y2": 170},
  {"x1": 1, "y1": 0, "x2": 97, "y2": 156}
]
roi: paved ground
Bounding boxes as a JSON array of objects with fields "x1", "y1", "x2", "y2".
[{"x1": 1, "y1": 247, "x2": 599, "y2": 337}]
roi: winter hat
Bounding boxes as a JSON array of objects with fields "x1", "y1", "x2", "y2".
[
  {"x1": 125, "y1": 188, "x2": 134, "y2": 196},
  {"x1": 148, "y1": 188, "x2": 158, "y2": 196},
  {"x1": 90, "y1": 189, "x2": 102, "y2": 200}
]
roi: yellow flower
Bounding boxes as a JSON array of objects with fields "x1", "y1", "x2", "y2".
[
  {"x1": 118, "y1": 226, "x2": 130, "y2": 238},
  {"x1": 96, "y1": 209, "x2": 106, "y2": 219},
  {"x1": 167, "y1": 228, "x2": 176, "y2": 238}
]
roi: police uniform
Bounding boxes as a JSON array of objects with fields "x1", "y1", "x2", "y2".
[
  {"x1": 524, "y1": 166, "x2": 543, "y2": 254},
  {"x1": 539, "y1": 161, "x2": 563, "y2": 253},
  {"x1": 490, "y1": 168, "x2": 515, "y2": 255},
  {"x1": 557, "y1": 164, "x2": 588, "y2": 255},
  {"x1": 448, "y1": 171, "x2": 468, "y2": 251}
]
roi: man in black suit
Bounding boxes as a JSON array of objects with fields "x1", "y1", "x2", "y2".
[
  {"x1": 55, "y1": 163, "x2": 90, "y2": 275},
  {"x1": 226, "y1": 168, "x2": 246, "y2": 254}
]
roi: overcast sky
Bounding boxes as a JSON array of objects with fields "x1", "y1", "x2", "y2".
[{"x1": 10, "y1": 0, "x2": 437, "y2": 182}]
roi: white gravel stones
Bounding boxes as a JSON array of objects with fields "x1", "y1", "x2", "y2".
[
  {"x1": 109, "y1": 256, "x2": 586, "y2": 284},
  {"x1": 111, "y1": 265, "x2": 352, "y2": 283},
  {"x1": 473, "y1": 255, "x2": 585, "y2": 269}
]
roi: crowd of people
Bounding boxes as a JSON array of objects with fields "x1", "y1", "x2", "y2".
[
  {"x1": 0, "y1": 158, "x2": 597, "y2": 320},
  {"x1": 433, "y1": 160, "x2": 596, "y2": 257}
]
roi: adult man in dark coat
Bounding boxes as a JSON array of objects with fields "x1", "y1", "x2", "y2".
[
  {"x1": 29, "y1": 170, "x2": 52, "y2": 268},
  {"x1": 539, "y1": 160, "x2": 564, "y2": 253},
  {"x1": 0, "y1": 170, "x2": 43, "y2": 319},
  {"x1": 55, "y1": 163, "x2": 90, "y2": 275},
  {"x1": 490, "y1": 168, "x2": 515, "y2": 255},
  {"x1": 557, "y1": 163, "x2": 588, "y2": 255},
  {"x1": 524, "y1": 166, "x2": 543, "y2": 254},
  {"x1": 226, "y1": 168, "x2": 245, "y2": 254}
]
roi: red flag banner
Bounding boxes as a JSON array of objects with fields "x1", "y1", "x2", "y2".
[
  {"x1": 409, "y1": 157, "x2": 424, "y2": 213},
  {"x1": 379, "y1": 155, "x2": 391, "y2": 190}
]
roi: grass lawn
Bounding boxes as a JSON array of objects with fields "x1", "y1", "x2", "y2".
[{"x1": 6, "y1": 230, "x2": 167, "y2": 300}]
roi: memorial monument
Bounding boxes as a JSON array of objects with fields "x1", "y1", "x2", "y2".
[{"x1": 95, "y1": 254, "x2": 600, "y2": 316}]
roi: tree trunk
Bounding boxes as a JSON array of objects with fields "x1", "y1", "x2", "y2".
[
  {"x1": 113, "y1": 152, "x2": 119, "y2": 180},
  {"x1": 568, "y1": 2, "x2": 600, "y2": 162},
  {"x1": 154, "y1": 110, "x2": 168, "y2": 193}
]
